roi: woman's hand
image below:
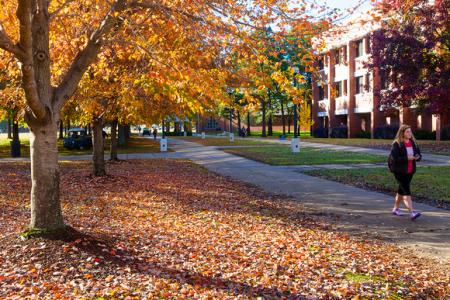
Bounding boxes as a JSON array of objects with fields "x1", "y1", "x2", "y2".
[{"x1": 408, "y1": 155, "x2": 415, "y2": 161}]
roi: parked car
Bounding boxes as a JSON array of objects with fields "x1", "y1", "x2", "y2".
[
  {"x1": 63, "y1": 128, "x2": 92, "y2": 150},
  {"x1": 142, "y1": 127, "x2": 151, "y2": 136}
]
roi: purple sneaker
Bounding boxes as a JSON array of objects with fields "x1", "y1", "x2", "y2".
[
  {"x1": 392, "y1": 208, "x2": 402, "y2": 216},
  {"x1": 411, "y1": 211, "x2": 422, "y2": 220}
]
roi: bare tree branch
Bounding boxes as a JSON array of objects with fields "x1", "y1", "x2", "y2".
[{"x1": 17, "y1": 0, "x2": 47, "y2": 120}]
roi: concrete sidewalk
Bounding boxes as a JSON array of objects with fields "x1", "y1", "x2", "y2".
[{"x1": 169, "y1": 138, "x2": 450, "y2": 262}]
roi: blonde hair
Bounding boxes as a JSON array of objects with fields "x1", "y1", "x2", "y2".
[{"x1": 394, "y1": 124, "x2": 416, "y2": 144}]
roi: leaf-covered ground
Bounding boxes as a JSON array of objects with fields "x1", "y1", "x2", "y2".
[{"x1": 0, "y1": 160, "x2": 448, "y2": 299}]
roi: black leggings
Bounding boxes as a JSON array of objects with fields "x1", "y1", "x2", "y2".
[{"x1": 394, "y1": 172, "x2": 414, "y2": 196}]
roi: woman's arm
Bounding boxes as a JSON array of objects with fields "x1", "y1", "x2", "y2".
[
  {"x1": 414, "y1": 142, "x2": 422, "y2": 161},
  {"x1": 391, "y1": 142, "x2": 408, "y2": 162}
]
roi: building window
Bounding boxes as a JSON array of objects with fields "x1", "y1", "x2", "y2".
[
  {"x1": 355, "y1": 76, "x2": 364, "y2": 94},
  {"x1": 318, "y1": 58, "x2": 324, "y2": 70},
  {"x1": 206, "y1": 118, "x2": 218, "y2": 129},
  {"x1": 335, "y1": 81, "x2": 342, "y2": 97},
  {"x1": 318, "y1": 86, "x2": 325, "y2": 100},
  {"x1": 356, "y1": 39, "x2": 364, "y2": 57},
  {"x1": 334, "y1": 50, "x2": 341, "y2": 65}
]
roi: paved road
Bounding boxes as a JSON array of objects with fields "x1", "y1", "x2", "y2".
[{"x1": 168, "y1": 138, "x2": 450, "y2": 262}]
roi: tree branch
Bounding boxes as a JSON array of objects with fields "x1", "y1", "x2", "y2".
[
  {"x1": 17, "y1": 0, "x2": 47, "y2": 120},
  {"x1": 49, "y1": 0, "x2": 74, "y2": 20},
  {"x1": 54, "y1": 0, "x2": 127, "y2": 111},
  {"x1": 0, "y1": 23, "x2": 26, "y2": 58}
]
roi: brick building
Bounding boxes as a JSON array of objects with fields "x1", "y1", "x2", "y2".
[{"x1": 311, "y1": 12, "x2": 449, "y2": 139}]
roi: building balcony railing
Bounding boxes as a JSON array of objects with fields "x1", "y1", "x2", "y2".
[
  {"x1": 334, "y1": 64, "x2": 348, "y2": 82},
  {"x1": 354, "y1": 93, "x2": 372, "y2": 113}
]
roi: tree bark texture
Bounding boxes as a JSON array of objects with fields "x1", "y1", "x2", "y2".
[
  {"x1": 110, "y1": 119, "x2": 119, "y2": 161},
  {"x1": 118, "y1": 124, "x2": 126, "y2": 146},
  {"x1": 12, "y1": 120, "x2": 19, "y2": 141},
  {"x1": 7, "y1": 117, "x2": 12, "y2": 139},
  {"x1": 29, "y1": 119, "x2": 64, "y2": 230},
  {"x1": 281, "y1": 100, "x2": 286, "y2": 135},
  {"x1": 268, "y1": 98, "x2": 273, "y2": 136},
  {"x1": 59, "y1": 120, "x2": 64, "y2": 139},
  {"x1": 247, "y1": 112, "x2": 251, "y2": 136},
  {"x1": 92, "y1": 117, "x2": 106, "y2": 177},
  {"x1": 261, "y1": 100, "x2": 266, "y2": 137}
]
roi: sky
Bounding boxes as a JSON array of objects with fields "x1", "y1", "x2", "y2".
[{"x1": 324, "y1": 0, "x2": 372, "y2": 10}]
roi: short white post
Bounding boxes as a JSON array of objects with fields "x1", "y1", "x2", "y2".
[
  {"x1": 184, "y1": 131, "x2": 187, "y2": 137},
  {"x1": 201, "y1": 132, "x2": 206, "y2": 139},
  {"x1": 291, "y1": 138, "x2": 300, "y2": 153},
  {"x1": 160, "y1": 138, "x2": 168, "y2": 152},
  {"x1": 229, "y1": 132, "x2": 234, "y2": 142}
]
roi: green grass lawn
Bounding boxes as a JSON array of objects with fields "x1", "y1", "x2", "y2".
[
  {"x1": 223, "y1": 146, "x2": 387, "y2": 165},
  {"x1": 304, "y1": 166, "x2": 450, "y2": 203},
  {"x1": 171, "y1": 136, "x2": 275, "y2": 147},
  {"x1": 0, "y1": 134, "x2": 161, "y2": 158}
]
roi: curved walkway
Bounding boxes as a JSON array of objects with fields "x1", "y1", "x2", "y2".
[{"x1": 168, "y1": 138, "x2": 450, "y2": 262}]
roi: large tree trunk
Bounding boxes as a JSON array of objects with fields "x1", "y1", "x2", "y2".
[
  {"x1": 7, "y1": 117, "x2": 12, "y2": 139},
  {"x1": 229, "y1": 109, "x2": 233, "y2": 133},
  {"x1": 92, "y1": 118, "x2": 106, "y2": 177},
  {"x1": 125, "y1": 124, "x2": 131, "y2": 139},
  {"x1": 237, "y1": 110, "x2": 241, "y2": 132},
  {"x1": 110, "y1": 119, "x2": 119, "y2": 161},
  {"x1": 29, "y1": 120, "x2": 64, "y2": 230},
  {"x1": 261, "y1": 100, "x2": 267, "y2": 137},
  {"x1": 10, "y1": 119, "x2": 21, "y2": 157},
  {"x1": 267, "y1": 98, "x2": 273, "y2": 136},
  {"x1": 59, "y1": 120, "x2": 64, "y2": 139},
  {"x1": 247, "y1": 111, "x2": 251, "y2": 136},
  {"x1": 12, "y1": 120, "x2": 19, "y2": 142},
  {"x1": 287, "y1": 107, "x2": 292, "y2": 134},
  {"x1": 118, "y1": 123, "x2": 126, "y2": 146},
  {"x1": 281, "y1": 100, "x2": 286, "y2": 135}
]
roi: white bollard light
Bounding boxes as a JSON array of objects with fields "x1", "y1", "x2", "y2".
[
  {"x1": 201, "y1": 132, "x2": 206, "y2": 139},
  {"x1": 229, "y1": 132, "x2": 234, "y2": 142},
  {"x1": 184, "y1": 131, "x2": 187, "y2": 137},
  {"x1": 160, "y1": 138, "x2": 168, "y2": 152},
  {"x1": 291, "y1": 138, "x2": 300, "y2": 153}
]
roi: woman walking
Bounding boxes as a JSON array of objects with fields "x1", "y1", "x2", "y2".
[{"x1": 389, "y1": 125, "x2": 422, "y2": 220}]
